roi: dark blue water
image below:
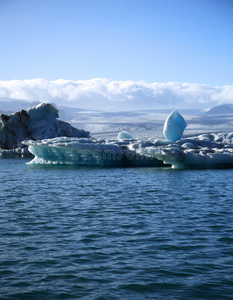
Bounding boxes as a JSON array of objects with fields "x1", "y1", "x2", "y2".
[{"x1": 1, "y1": 159, "x2": 233, "y2": 299}]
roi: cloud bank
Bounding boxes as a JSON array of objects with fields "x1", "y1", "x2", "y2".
[{"x1": 0, "y1": 78, "x2": 232, "y2": 111}]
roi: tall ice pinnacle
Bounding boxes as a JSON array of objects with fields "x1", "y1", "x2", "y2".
[{"x1": 163, "y1": 110, "x2": 187, "y2": 142}]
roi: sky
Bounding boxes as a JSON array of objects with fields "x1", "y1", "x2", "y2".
[{"x1": 0, "y1": 0, "x2": 233, "y2": 110}]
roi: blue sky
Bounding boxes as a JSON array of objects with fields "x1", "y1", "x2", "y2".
[{"x1": 1, "y1": 0, "x2": 233, "y2": 85}]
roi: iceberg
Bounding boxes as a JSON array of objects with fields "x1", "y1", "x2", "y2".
[
  {"x1": 118, "y1": 131, "x2": 134, "y2": 140},
  {"x1": 138, "y1": 132, "x2": 233, "y2": 169},
  {"x1": 24, "y1": 132, "x2": 233, "y2": 169},
  {"x1": 163, "y1": 110, "x2": 187, "y2": 142},
  {"x1": 0, "y1": 103, "x2": 89, "y2": 157},
  {"x1": 23, "y1": 137, "x2": 166, "y2": 168}
]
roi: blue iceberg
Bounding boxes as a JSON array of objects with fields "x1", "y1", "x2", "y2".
[
  {"x1": 118, "y1": 131, "x2": 134, "y2": 140},
  {"x1": 163, "y1": 110, "x2": 187, "y2": 142},
  {"x1": 23, "y1": 137, "x2": 165, "y2": 168}
]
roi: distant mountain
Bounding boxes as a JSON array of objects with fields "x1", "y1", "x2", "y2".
[
  {"x1": 205, "y1": 104, "x2": 233, "y2": 114},
  {"x1": 0, "y1": 97, "x2": 41, "y2": 114}
]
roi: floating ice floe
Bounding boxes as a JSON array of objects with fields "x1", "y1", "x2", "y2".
[
  {"x1": 163, "y1": 110, "x2": 187, "y2": 142},
  {"x1": 24, "y1": 132, "x2": 233, "y2": 169},
  {"x1": 23, "y1": 137, "x2": 165, "y2": 168},
  {"x1": 138, "y1": 132, "x2": 233, "y2": 169}
]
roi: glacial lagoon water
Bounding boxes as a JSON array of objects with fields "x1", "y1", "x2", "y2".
[{"x1": 1, "y1": 159, "x2": 233, "y2": 299}]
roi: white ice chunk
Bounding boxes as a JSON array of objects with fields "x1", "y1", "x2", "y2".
[
  {"x1": 163, "y1": 111, "x2": 187, "y2": 142},
  {"x1": 118, "y1": 131, "x2": 133, "y2": 140}
]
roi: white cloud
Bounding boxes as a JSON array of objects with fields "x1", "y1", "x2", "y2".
[{"x1": 0, "y1": 78, "x2": 232, "y2": 110}]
